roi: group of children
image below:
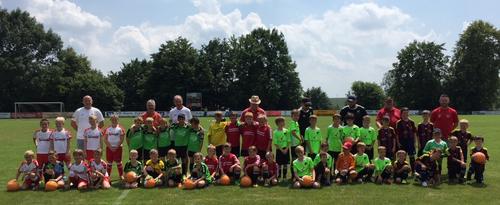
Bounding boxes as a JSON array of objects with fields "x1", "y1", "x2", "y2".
[{"x1": 16, "y1": 108, "x2": 489, "y2": 191}]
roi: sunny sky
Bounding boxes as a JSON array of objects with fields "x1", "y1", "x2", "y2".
[{"x1": 1, "y1": 0, "x2": 499, "y2": 97}]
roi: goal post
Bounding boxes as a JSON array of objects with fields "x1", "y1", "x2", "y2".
[{"x1": 14, "y1": 102, "x2": 64, "y2": 119}]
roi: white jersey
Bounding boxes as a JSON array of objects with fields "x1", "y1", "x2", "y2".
[
  {"x1": 168, "y1": 106, "x2": 192, "y2": 123},
  {"x1": 72, "y1": 107, "x2": 104, "y2": 139},
  {"x1": 51, "y1": 128, "x2": 72, "y2": 154},
  {"x1": 19, "y1": 160, "x2": 39, "y2": 174},
  {"x1": 104, "y1": 125, "x2": 125, "y2": 148},
  {"x1": 34, "y1": 129, "x2": 52, "y2": 154},
  {"x1": 69, "y1": 161, "x2": 89, "y2": 180},
  {"x1": 84, "y1": 127, "x2": 102, "y2": 151},
  {"x1": 90, "y1": 159, "x2": 108, "y2": 177}
]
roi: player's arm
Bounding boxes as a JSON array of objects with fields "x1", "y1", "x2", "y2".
[
  {"x1": 198, "y1": 130, "x2": 205, "y2": 151},
  {"x1": 218, "y1": 159, "x2": 225, "y2": 176},
  {"x1": 71, "y1": 119, "x2": 78, "y2": 130},
  {"x1": 33, "y1": 131, "x2": 38, "y2": 147},
  {"x1": 311, "y1": 167, "x2": 316, "y2": 181},
  {"x1": 103, "y1": 128, "x2": 112, "y2": 150}
]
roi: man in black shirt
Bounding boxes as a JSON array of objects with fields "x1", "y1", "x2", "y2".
[
  {"x1": 339, "y1": 95, "x2": 367, "y2": 127},
  {"x1": 298, "y1": 98, "x2": 314, "y2": 139}
]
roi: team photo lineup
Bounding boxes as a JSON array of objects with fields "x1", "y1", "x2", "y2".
[{"x1": 8, "y1": 93, "x2": 489, "y2": 192}]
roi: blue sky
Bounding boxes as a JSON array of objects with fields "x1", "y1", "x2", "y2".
[{"x1": 1, "y1": 0, "x2": 499, "y2": 97}]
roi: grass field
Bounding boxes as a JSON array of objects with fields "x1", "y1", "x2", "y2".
[{"x1": 0, "y1": 116, "x2": 498, "y2": 205}]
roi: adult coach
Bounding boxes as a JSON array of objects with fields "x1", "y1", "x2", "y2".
[
  {"x1": 339, "y1": 95, "x2": 367, "y2": 127},
  {"x1": 376, "y1": 97, "x2": 401, "y2": 129},
  {"x1": 298, "y1": 98, "x2": 313, "y2": 138},
  {"x1": 71, "y1": 95, "x2": 104, "y2": 150},
  {"x1": 141, "y1": 99, "x2": 162, "y2": 127},
  {"x1": 431, "y1": 94, "x2": 459, "y2": 140},
  {"x1": 169, "y1": 95, "x2": 192, "y2": 124},
  {"x1": 239, "y1": 95, "x2": 266, "y2": 122}
]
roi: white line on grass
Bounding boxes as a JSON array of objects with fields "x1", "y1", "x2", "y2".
[{"x1": 113, "y1": 190, "x2": 130, "y2": 205}]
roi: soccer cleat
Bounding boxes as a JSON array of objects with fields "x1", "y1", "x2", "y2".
[{"x1": 422, "y1": 181, "x2": 428, "y2": 187}]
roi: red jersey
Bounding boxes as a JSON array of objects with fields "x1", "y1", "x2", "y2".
[
  {"x1": 244, "y1": 155, "x2": 261, "y2": 173},
  {"x1": 430, "y1": 107, "x2": 458, "y2": 140},
  {"x1": 263, "y1": 161, "x2": 279, "y2": 178},
  {"x1": 255, "y1": 125, "x2": 272, "y2": 151},
  {"x1": 376, "y1": 107, "x2": 401, "y2": 128},
  {"x1": 225, "y1": 122, "x2": 241, "y2": 147},
  {"x1": 204, "y1": 156, "x2": 218, "y2": 174},
  {"x1": 218, "y1": 153, "x2": 240, "y2": 174},
  {"x1": 417, "y1": 122, "x2": 434, "y2": 147},
  {"x1": 240, "y1": 123, "x2": 257, "y2": 150},
  {"x1": 240, "y1": 107, "x2": 266, "y2": 122}
]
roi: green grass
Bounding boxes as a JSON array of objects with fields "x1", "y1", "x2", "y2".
[{"x1": 0, "y1": 116, "x2": 498, "y2": 204}]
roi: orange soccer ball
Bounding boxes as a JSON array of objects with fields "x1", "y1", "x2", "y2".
[
  {"x1": 472, "y1": 152, "x2": 487, "y2": 165},
  {"x1": 6, "y1": 179, "x2": 19, "y2": 192},
  {"x1": 302, "y1": 175, "x2": 314, "y2": 187},
  {"x1": 183, "y1": 179, "x2": 196, "y2": 190},
  {"x1": 125, "y1": 172, "x2": 137, "y2": 183},
  {"x1": 240, "y1": 176, "x2": 252, "y2": 187},
  {"x1": 145, "y1": 178, "x2": 156, "y2": 188},
  {"x1": 45, "y1": 181, "x2": 58, "y2": 191},
  {"x1": 220, "y1": 175, "x2": 231, "y2": 185}
]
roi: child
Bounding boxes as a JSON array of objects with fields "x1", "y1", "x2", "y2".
[
  {"x1": 142, "y1": 117, "x2": 158, "y2": 162},
  {"x1": 395, "y1": 107, "x2": 417, "y2": 172},
  {"x1": 16, "y1": 150, "x2": 40, "y2": 190},
  {"x1": 447, "y1": 136, "x2": 466, "y2": 183},
  {"x1": 373, "y1": 146, "x2": 393, "y2": 184},
  {"x1": 314, "y1": 152, "x2": 332, "y2": 186},
  {"x1": 423, "y1": 128, "x2": 448, "y2": 173},
  {"x1": 417, "y1": 110, "x2": 434, "y2": 156},
  {"x1": 305, "y1": 115, "x2": 322, "y2": 158},
  {"x1": 123, "y1": 149, "x2": 143, "y2": 188},
  {"x1": 127, "y1": 117, "x2": 144, "y2": 161},
  {"x1": 273, "y1": 116, "x2": 290, "y2": 181},
  {"x1": 67, "y1": 149, "x2": 90, "y2": 190},
  {"x1": 50, "y1": 117, "x2": 72, "y2": 166},
  {"x1": 170, "y1": 114, "x2": 190, "y2": 175},
  {"x1": 164, "y1": 149, "x2": 183, "y2": 187},
  {"x1": 243, "y1": 146, "x2": 261, "y2": 187},
  {"x1": 204, "y1": 145, "x2": 219, "y2": 182},
  {"x1": 467, "y1": 136, "x2": 489, "y2": 184},
  {"x1": 103, "y1": 115, "x2": 125, "y2": 178},
  {"x1": 83, "y1": 115, "x2": 103, "y2": 162},
  {"x1": 358, "y1": 115, "x2": 377, "y2": 160},
  {"x1": 341, "y1": 113, "x2": 360, "y2": 152},
  {"x1": 288, "y1": 109, "x2": 303, "y2": 179},
  {"x1": 451, "y1": 119, "x2": 473, "y2": 162},
  {"x1": 415, "y1": 149, "x2": 441, "y2": 187},
  {"x1": 225, "y1": 112, "x2": 241, "y2": 156},
  {"x1": 89, "y1": 149, "x2": 111, "y2": 189},
  {"x1": 208, "y1": 111, "x2": 227, "y2": 156},
  {"x1": 218, "y1": 143, "x2": 241, "y2": 184},
  {"x1": 190, "y1": 152, "x2": 212, "y2": 188},
  {"x1": 292, "y1": 146, "x2": 319, "y2": 189},
  {"x1": 377, "y1": 116, "x2": 396, "y2": 160},
  {"x1": 157, "y1": 118, "x2": 171, "y2": 161},
  {"x1": 393, "y1": 150, "x2": 411, "y2": 184},
  {"x1": 33, "y1": 118, "x2": 52, "y2": 166},
  {"x1": 42, "y1": 151, "x2": 65, "y2": 189},
  {"x1": 240, "y1": 112, "x2": 257, "y2": 157},
  {"x1": 261, "y1": 152, "x2": 279, "y2": 186},
  {"x1": 335, "y1": 142, "x2": 357, "y2": 185},
  {"x1": 354, "y1": 143, "x2": 374, "y2": 183},
  {"x1": 188, "y1": 117, "x2": 205, "y2": 172},
  {"x1": 326, "y1": 114, "x2": 343, "y2": 164},
  {"x1": 313, "y1": 143, "x2": 334, "y2": 174},
  {"x1": 256, "y1": 114, "x2": 272, "y2": 159},
  {"x1": 143, "y1": 149, "x2": 164, "y2": 187}
]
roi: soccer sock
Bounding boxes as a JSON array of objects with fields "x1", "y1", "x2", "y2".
[
  {"x1": 251, "y1": 172, "x2": 258, "y2": 184},
  {"x1": 409, "y1": 156, "x2": 415, "y2": 172},
  {"x1": 107, "y1": 162, "x2": 113, "y2": 177},
  {"x1": 233, "y1": 171, "x2": 241, "y2": 180},
  {"x1": 263, "y1": 171, "x2": 269, "y2": 179},
  {"x1": 278, "y1": 166, "x2": 283, "y2": 179},
  {"x1": 283, "y1": 167, "x2": 288, "y2": 179},
  {"x1": 189, "y1": 163, "x2": 194, "y2": 173},
  {"x1": 117, "y1": 162, "x2": 124, "y2": 177}
]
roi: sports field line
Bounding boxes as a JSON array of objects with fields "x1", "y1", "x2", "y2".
[{"x1": 113, "y1": 190, "x2": 130, "y2": 205}]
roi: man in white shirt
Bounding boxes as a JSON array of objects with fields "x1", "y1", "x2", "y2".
[
  {"x1": 71, "y1": 95, "x2": 104, "y2": 150},
  {"x1": 168, "y1": 95, "x2": 192, "y2": 124}
]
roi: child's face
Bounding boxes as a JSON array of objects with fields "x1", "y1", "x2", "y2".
[
  {"x1": 89, "y1": 118, "x2": 97, "y2": 127},
  {"x1": 431, "y1": 151, "x2": 440, "y2": 160},
  {"x1": 245, "y1": 116, "x2": 253, "y2": 124},
  {"x1": 292, "y1": 113, "x2": 299, "y2": 121},
  {"x1": 208, "y1": 148, "x2": 216, "y2": 156},
  {"x1": 40, "y1": 121, "x2": 49, "y2": 130},
  {"x1": 357, "y1": 146, "x2": 365, "y2": 154},
  {"x1": 249, "y1": 149, "x2": 256, "y2": 157},
  {"x1": 450, "y1": 139, "x2": 458, "y2": 147},
  {"x1": 130, "y1": 152, "x2": 138, "y2": 160},
  {"x1": 134, "y1": 119, "x2": 143, "y2": 125},
  {"x1": 333, "y1": 117, "x2": 340, "y2": 125},
  {"x1": 320, "y1": 155, "x2": 327, "y2": 162},
  {"x1": 194, "y1": 155, "x2": 202, "y2": 163},
  {"x1": 296, "y1": 149, "x2": 304, "y2": 158},
  {"x1": 266, "y1": 154, "x2": 274, "y2": 162},
  {"x1": 460, "y1": 122, "x2": 468, "y2": 131},
  {"x1": 401, "y1": 111, "x2": 409, "y2": 119},
  {"x1": 94, "y1": 152, "x2": 102, "y2": 160},
  {"x1": 347, "y1": 119, "x2": 354, "y2": 125},
  {"x1": 382, "y1": 120, "x2": 389, "y2": 127},
  {"x1": 363, "y1": 118, "x2": 370, "y2": 127},
  {"x1": 433, "y1": 133, "x2": 441, "y2": 140},
  {"x1": 343, "y1": 147, "x2": 350, "y2": 154},
  {"x1": 310, "y1": 118, "x2": 317, "y2": 126},
  {"x1": 73, "y1": 154, "x2": 82, "y2": 162},
  {"x1": 111, "y1": 117, "x2": 118, "y2": 126},
  {"x1": 277, "y1": 121, "x2": 285, "y2": 128},
  {"x1": 24, "y1": 154, "x2": 33, "y2": 162},
  {"x1": 151, "y1": 153, "x2": 159, "y2": 161},
  {"x1": 223, "y1": 147, "x2": 230, "y2": 155},
  {"x1": 397, "y1": 153, "x2": 405, "y2": 161},
  {"x1": 55, "y1": 120, "x2": 64, "y2": 129},
  {"x1": 379, "y1": 149, "x2": 386, "y2": 157},
  {"x1": 422, "y1": 113, "x2": 430, "y2": 121},
  {"x1": 258, "y1": 117, "x2": 266, "y2": 124},
  {"x1": 49, "y1": 154, "x2": 57, "y2": 163},
  {"x1": 230, "y1": 115, "x2": 237, "y2": 123},
  {"x1": 191, "y1": 121, "x2": 199, "y2": 128},
  {"x1": 474, "y1": 139, "x2": 483, "y2": 147},
  {"x1": 321, "y1": 145, "x2": 328, "y2": 152},
  {"x1": 146, "y1": 120, "x2": 153, "y2": 127},
  {"x1": 178, "y1": 118, "x2": 185, "y2": 125},
  {"x1": 215, "y1": 115, "x2": 223, "y2": 121}
]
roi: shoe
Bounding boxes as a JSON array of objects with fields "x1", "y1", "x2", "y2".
[
  {"x1": 357, "y1": 178, "x2": 363, "y2": 183},
  {"x1": 253, "y1": 184, "x2": 259, "y2": 188},
  {"x1": 264, "y1": 183, "x2": 269, "y2": 187},
  {"x1": 422, "y1": 181, "x2": 428, "y2": 187}
]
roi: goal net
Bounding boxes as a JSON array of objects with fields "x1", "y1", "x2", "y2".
[{"x1": 14, "y1": 102, "x2": 64, "y2": 119}]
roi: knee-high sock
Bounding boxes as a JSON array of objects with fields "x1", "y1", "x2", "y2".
[
  {"x1": 283, "y1": 166, "x2": 288, "y2": 179},
  {"x1": 107, "y1": 162, "x2": 113, "y2": 177},
  {"x1": 409, "y1": 156, "x2": 415, "y2": 172},
  {"x1": 117, "y1": 162, "x2": 124, "y2": 177}
]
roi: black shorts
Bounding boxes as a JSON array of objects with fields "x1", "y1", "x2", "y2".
[
  {"x1": 400, "y1": 140, "x2": 416, "y2": 155},
  {"x1": 231, "y1": 146, "x2": 240, "y2": 157},
  {"x1": 174, "y1": 146, "x2": 187, "y2": 158},
  {"x1": 276, "y1": 149, "x2": 290, "y2": 165},
  {"x1": 188, "y1": 151, "x2": 197, "y2": 158},
  {"x1": 158, "y1": 146, "x2": 169, "y2": 157},
  {"x1": 168, "y1": 173, "x2": 183, "y2": 183},
  {"x1": 241, "y1": 149, "x2": 249, "y2": 157},
  {"x1": 143, "y1": 149, "x2": 151, "y2": 161},
  {"x1": 215, "y1": 145, "x2": 224, "y2": 156},
  {"x1": 257, "y1": 150, "x2": 267, "y2": 160},
  {"x1": 290, "y1": 146, "x2": 299, "y2": 160}
]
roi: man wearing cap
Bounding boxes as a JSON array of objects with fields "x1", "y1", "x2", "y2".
[
  {"x1": 141, "y1": 99, "x2": 162, "y2": 127},
  {"x1": 240, "y1": 95, "x2": 266, "y2": 122},
  {"x1": 169, "y1": 95, "x2": 193, "y2": 124},
  {"x1": 298, "y1": 98, "x2": 314, "y2": 140},
  {"x1": 430, "y1": 94, "x2": 459, "y2": 141},
  {"x1": 71, "y1": 95, "x2": 105, "y2": 150},
  {"x1": 376, "y1": 97, "x2": 401, "y2": 129},
  {"x1": 339, "y1": 95, "x2": 367, "y2": 127}
]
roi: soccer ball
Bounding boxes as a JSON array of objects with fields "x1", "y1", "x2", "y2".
[
  {"x1": 125, "y1": 172, "x2": 137, "y2": 183},
  {"x1": 45, "y1": 181, "x2": 58, "y2": 191},
  {"x1": 220, "y1": 175, "x2": 231, "y2": 185},
  {"x1": 240, "y1": 176, "x2": 252, "y2": 187},
  {"x1": 472, "y1": 152, "x2": 486, "y2": 164},
  {"x1": 6, "y1": 179, "x2": 19, "y2": 192},
  {"x1": 183, "y1": 179, "x2": 196, "y2": 190},
  {"x1": 145, "y1": 178, "x2": 156, "y2": 188},
  {"x1": 302, "y1": 175, "x2": 314, "y2": 187}
]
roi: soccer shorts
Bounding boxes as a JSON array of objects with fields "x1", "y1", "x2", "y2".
[
  {"x1": 174, "y1": 146, "x2": 187, "y2": 158},
  {"x1": 106, "y1": 147, "x2": 122, "y2": 162},
  {"x1": 56, "y1": 153, "x2": 71, "y2": 164},
  {"x1": 36, "y1": 154, "x2": 48, "y2": 166},
  {"x1": 276, "y1": 149, "x2": 290, "y2": 165}
]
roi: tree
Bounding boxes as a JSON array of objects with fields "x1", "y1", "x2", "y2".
[
  {"x1": 303, "y1": 87, "x2": 331, "y2": 109},
  {"x1": 110, "y1": 59, "x2": 152, "y2": 110},
  {"x1": 198, "y1": 38, "x2": 230, "y2": 109},
  {"x1": 349, "y1": 81, "x2": 386, "y2": 109},
  {"x1": 383, "y1": 41, "x2": 449, "y2": 110},
  {"x1": 445, "y1": 20, "x2": 500, "y2": 111}
]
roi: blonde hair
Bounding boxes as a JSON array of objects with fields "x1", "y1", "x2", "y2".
[
  {"x1": 459, "y1": 119, "x2": 469, "y2": 124},
  {"x1": 130, "y1": 149, "x2": 138, "y2": 155},
  {"x1": 146, "y1": 117, "x2": 154, "y2": 122},
  {"x1": 88, "y1": 115, "x2": 97, "y2": 120},
  {"x1": 24, "y1": 150, "x2": 35, "y2": 157},
  {"x1": 55, "y1": 117, "x2": 65, "y2": 122}
]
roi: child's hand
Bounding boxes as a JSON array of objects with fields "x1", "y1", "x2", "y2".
[
  {"x1": 421, "y1": 165, "x2": 427, "y2": 170},
  {"x1": 460, "y1": 162, "x2": 467, "y2": 168}
]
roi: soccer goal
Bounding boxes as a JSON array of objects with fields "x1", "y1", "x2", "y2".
[{"x1": 14, "y1": 102, "x2": 64, "y2": 118}]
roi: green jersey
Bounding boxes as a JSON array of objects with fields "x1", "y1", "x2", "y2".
[
  {"x1": 165, "y1": 158, "x2": 181, "y2": 176},
  {"x1": 187, "y1": 127, "x2": 204, "y2": 152},
  {"x1": 354, "y1": 153, "x2": 370, "y2": 172},
  {"x1": 273, "y1": 128, "x2": 290, "y2": 149},
  {"x1": 193, "y1": 162, "x2": 212, "y2": 183},
  {"x1": 293, "y1": 157, "x2": 314, "y2": 177},
  {"x1": 288, "y1": 121, "x2": 301, "y2": 147},
  {"x1": 373, "y1": 157, "x2": 392, "y2": 175},
  {"x1": 305, "y1": 127, "x2": 322, "y2": 154},
  {"x1": 124, "y1": 161, "x2": 143, "y2": 175},
  {"x1": 358, "y1": 127, "x2": 377, "y2": 146},
  {"x1": 158, "y1": 128, "x2": 171, "y2": 148},
  {"x1": 342, "y1": 125, "x2": 360, "y2": 141},
  {"x1": 313, "y1": 153, "x2": 333, "y2": 168},
  {"x1": 142, "y1": 129, "x2": 157, "y2": 150},
  {"x1": 423, "y1": 139, "x2": 448, "y2": 155},
  {"x1": 171, "y1": 124, "x2": 190, "y2": 146},
  {"x1": 126, "y1": 127, "x2": 143, "y2": 150},
  {"x1": 326, "y1": 125, "x2": 343, "y2": 152}
]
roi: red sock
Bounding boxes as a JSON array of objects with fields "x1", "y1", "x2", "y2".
[
  {"x1": 117, "y1": 162, "x2": 124, "y2": 177},
  {"x1": 107, "y1": 162, "x2": 112, "y2": 177}
]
